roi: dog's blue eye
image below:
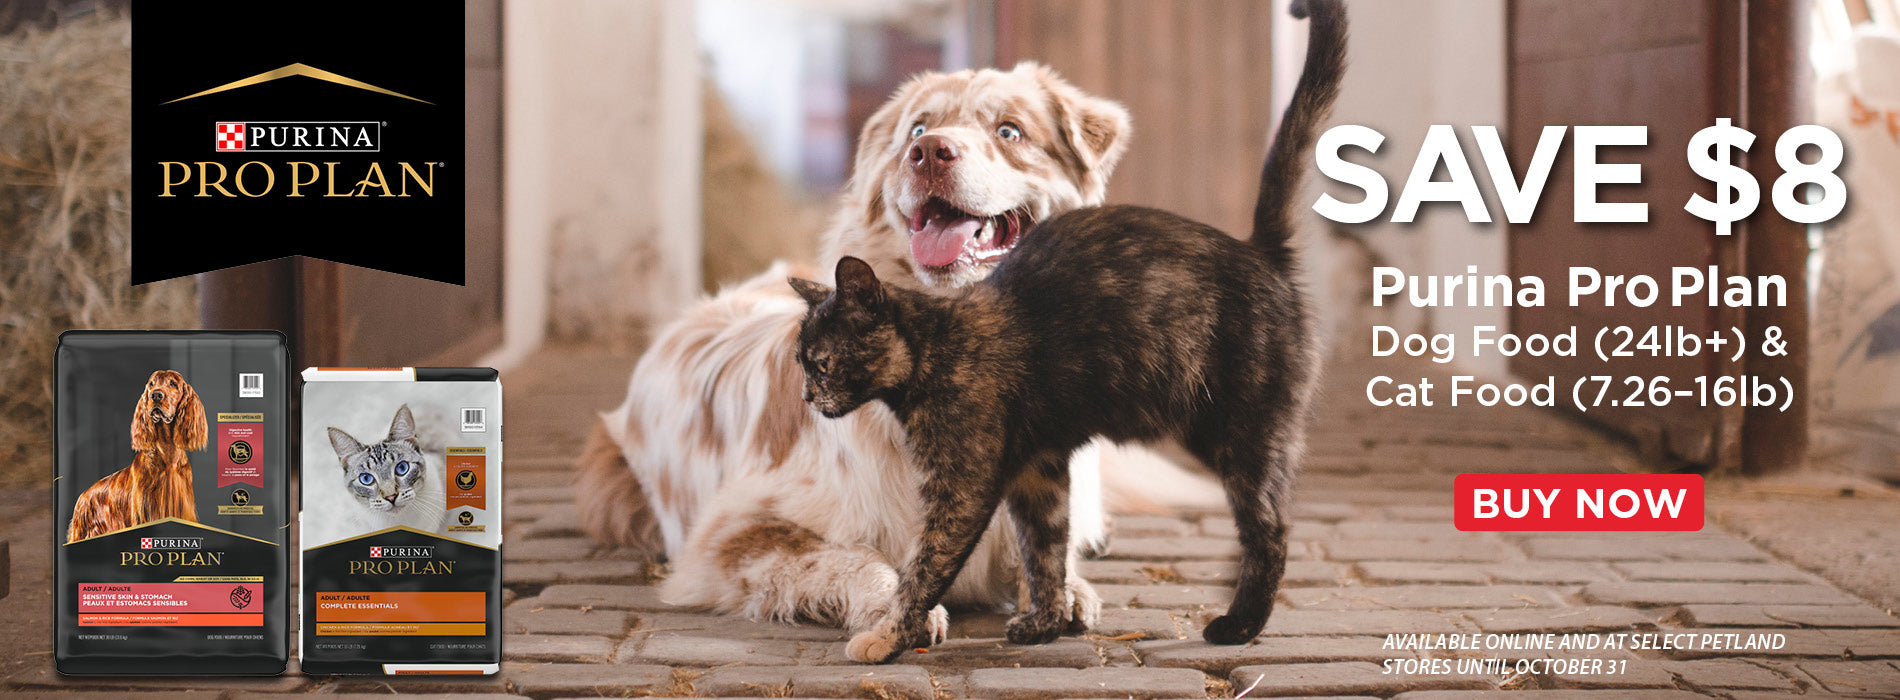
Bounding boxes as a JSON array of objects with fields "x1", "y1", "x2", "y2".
[
  {"x1": 996, "y1": 123, "x2": 1022, "y2": 141},
  {"x1": 395, "y1": 461, "x2": 409, "y2": 476},
  {"x1": 909, "y1": 123, "x2": 926, "y2": 139},
  {"x1": 358, "y1": 473, "x2": 375, "y2": 486}
]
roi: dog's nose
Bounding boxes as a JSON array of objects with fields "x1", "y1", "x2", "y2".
[
  {"x1": 150, "y1": 391, "x2": 164, "y2": 403},
  {"x1": 908, "y1": 134, "x2": 958, "y2": 171}
]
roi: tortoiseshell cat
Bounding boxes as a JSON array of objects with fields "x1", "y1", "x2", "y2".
[{"x1": 789, "y1": 0, "x2": 1344, "y2": 664}]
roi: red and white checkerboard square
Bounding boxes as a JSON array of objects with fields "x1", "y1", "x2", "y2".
[
  {"x1": 141, "y1": 537, "x2": 153, "y2": 549},
  {"x1": 215, "y1": 122, "x2": 245, "y2": 151},
  {"x1": 369, "y1": 546, "x2": 383, "y2": 558}
]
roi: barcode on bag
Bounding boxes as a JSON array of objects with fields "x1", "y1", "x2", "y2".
[
  {"x1": 238, "y1": 373, "x2": 263, "y2": 398},
  {"x1": 461, "y1": 407, "x2": 486, "y2": 432}
]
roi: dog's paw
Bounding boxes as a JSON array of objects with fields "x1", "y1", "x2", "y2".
[
  {"x1": 1202, "y1": 613, "x2": 1263, "y2": 645},
  {"x1": 925, "y1": 605, "x2": 950, "y2": 645},
  {"x1": 1063, "y1": 576, "x2": 1102, "y2": 633},
  {"x1": 1076, "y1": 533, "x2": 1112, "y2": 559}
]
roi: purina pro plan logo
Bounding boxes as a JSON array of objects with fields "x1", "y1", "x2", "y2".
[
  {"x1": 123, "y1": 536, "x2": 221, "y2": 566},
  {"x1": 132, "y1": 4, "x2": 465, "y2": 284},
  {"x1": 354, "y1": 543, "x2": 453, "y2": 575},
  {"x1": 368, "y1": 545, "x2": 433, "y2": 559},
  {"x1": 213, "y1": 121, "x2": 382, "y2": 153}
]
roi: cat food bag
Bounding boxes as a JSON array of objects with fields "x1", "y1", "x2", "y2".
[
  {"x1": 55, "y1": 331, "x2": 290, "y2": 675},
  {"x1": 300, "y1": 367, "x2": 502, "y2": 675}
]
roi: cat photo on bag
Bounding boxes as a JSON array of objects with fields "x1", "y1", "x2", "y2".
[{"x1": 302, "y1": 403, "x2": 452, "y2": 546}]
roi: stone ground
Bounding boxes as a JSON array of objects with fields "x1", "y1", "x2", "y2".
[{"x1": 1, "y1": 344, "x2": 1897, "y2": 698}]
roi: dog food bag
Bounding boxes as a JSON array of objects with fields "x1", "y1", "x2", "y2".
[
  {"x1": 300, "y1": 367, "x2": 502, "y2": 675},
  {"x1": 55, "y1": 331, "x2": 290, "y2": 675}
]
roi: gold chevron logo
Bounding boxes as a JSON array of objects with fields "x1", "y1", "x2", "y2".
[{"x1": 164, "y1": 62, "x2": 432, "y2": 105}]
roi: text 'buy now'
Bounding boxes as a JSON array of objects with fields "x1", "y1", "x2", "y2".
[{"x1": 1453, "y1": 474, "x2": 1704, "y2": 531}]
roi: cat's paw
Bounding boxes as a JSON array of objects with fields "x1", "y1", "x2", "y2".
[
  {"x1": 846, "y1": 631, "x2": 904, "y2": 664},
  {"x1": 1202, "y1": 613, "x2": 1264, "y2": 645},
  {"x1": 1063, "y1": 576, "x2": 1102, "y2": 633},
  {"x1": 1005, "y1": 610, "x2": 1065, "y2": 645},
  {"x1": 925, "y1": 604, "x2": 949, "y2": 645},
  {"x1": 846, "y1": 617, "x2": 909, "y2": 664}
]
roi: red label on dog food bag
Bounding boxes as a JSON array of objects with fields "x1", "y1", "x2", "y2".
[
  {"x1": 76, "y1": 582, "x2": 264, "y2": 626},
  {"x1": 217, "y1": 413, "x2": 264, "y2": 488}
]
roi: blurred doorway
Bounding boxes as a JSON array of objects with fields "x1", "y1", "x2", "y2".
[{"x1": 1506, "y1": 0, "x2": 1809, "y2": 473}]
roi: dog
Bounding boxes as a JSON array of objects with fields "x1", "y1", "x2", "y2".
[
  {"x1": 577, "y1": 62, "x2": 1135, "y2": 634},
  {"x1": 67, "y1": 370, "x2": 207, "y2": 542}
]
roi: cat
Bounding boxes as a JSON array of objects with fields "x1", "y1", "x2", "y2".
[
  {"x1": 306, "y1": 405, "x2": 449, "y2": 546},
  {"x1": 787, "y1": 0, "x2": 1345, "y2": 664}
]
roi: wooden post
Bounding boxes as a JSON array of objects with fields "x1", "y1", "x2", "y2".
[{"x1": 1742, "y1": 0, "x2": 1811, "y2": 474}]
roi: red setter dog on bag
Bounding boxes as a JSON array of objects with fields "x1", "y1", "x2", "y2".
[{"x1": 67, "y1": 370, "x2": 208, "y2": 542}]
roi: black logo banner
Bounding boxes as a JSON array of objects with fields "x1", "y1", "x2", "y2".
[{"x1": 132, "y1": 3, "x2": 466, "y2": 284}]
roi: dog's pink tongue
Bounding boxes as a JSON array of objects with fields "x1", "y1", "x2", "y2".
[{"x1": 910, "y1": 216, "x2": 981, "y2": 268}]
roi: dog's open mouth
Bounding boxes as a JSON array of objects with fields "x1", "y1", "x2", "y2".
[{"x1": 908, "y1": 197, "x2": 1033, "y2": 270}]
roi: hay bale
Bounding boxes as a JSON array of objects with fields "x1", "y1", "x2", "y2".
[
  {"x1": 699, "y1": 79, "x2": 823, "y2": 290},
  {"x1": 0, "y1": 13, "x2": 198, "y2": 486}
]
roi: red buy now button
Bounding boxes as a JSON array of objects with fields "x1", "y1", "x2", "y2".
[{"x1": 1454, "y1": 474, "x2": 1704, "y2": 531}]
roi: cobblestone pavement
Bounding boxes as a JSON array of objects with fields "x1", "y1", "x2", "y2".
[{"x1": 1, "y1": 345, "x2": 1897, "y2": 698}]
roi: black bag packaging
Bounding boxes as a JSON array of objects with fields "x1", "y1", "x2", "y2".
[{"x1": 54, "y1": 331, "x2": 289, "y2": 675}]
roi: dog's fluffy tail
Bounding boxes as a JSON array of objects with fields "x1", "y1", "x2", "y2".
[
  {"x1": 575, "y1": 417, "x2": 664, "y2": 554},
  {"x1": 1252, "y1": 0, "x2": 1347, "y2": 250}
]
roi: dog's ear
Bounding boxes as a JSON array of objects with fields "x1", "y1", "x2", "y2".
[
  {"x1": 131, "y1": 374, "x2": 158, "y2": 451},
  {"x1": 328, "y1": 427, "x2": 366, "y2": 467},
  {"x1": 388, "y1": 404, "x2": 417, "y2": 445},
  {"x1": 177, "y1": 381, "x2": 208, "y2": 451},
  {"x1": 787, "y1": 277, "x2": 833, "y2": 307},
  {"x1": 1021, "y1": 62, "x2": 1132, "y2": 201},
  {"x1": 834, "y1": 256, "x2": 885, "y2": 309}
]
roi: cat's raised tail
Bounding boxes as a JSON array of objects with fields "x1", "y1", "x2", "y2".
[{"x1": 1252, "y1": 0, "x2": 1347, "y2": 251}]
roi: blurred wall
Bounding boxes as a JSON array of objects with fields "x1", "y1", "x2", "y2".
[
  {"x1": 502, "y1": 0, "x2": 702, "y2": 355},
  {"x1": 1318, "y1": 0, "x2": 1511, "y2": 378}
]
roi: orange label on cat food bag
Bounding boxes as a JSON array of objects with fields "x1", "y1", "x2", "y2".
[
  {"x1": 315, "y1": 622, "x2": 486, "y2": 636},
  {"x1": 313, "y1": 591, "x2": 485, "y2": 635},
  {"x1": 313, "y1": 591, "x2": 485, "y2": 623},
  {"x1": 445, "y1": 449, "x2": 485, "y2": 511}
]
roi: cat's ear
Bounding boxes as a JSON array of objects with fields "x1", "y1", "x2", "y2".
[
  {"x1": 787, "y1": 277, "x2": 833, "y2": 307},
  {"x1": 328, "y1": 428, "x2": 365, "y2": 467},
  {"x1": 834, "y1": 256, "x2": 884, "y2": 308},
  {"x1": 388, "y1": 404, "x2": 417, "y2": 444}
]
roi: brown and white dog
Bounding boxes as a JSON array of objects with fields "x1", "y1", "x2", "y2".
[
  {"x1": 68, "y1": 370, "x2": 208, "y2": 542},
  {"x1": 576, "y1": 63, "x2": 1142, "y2": 635}
]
